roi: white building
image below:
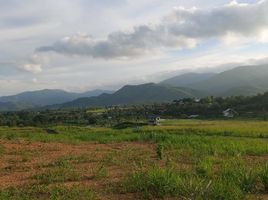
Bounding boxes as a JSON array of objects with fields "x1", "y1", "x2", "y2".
[{"x1": 223, "y1": 108, "x2": 238, "y2": 118}]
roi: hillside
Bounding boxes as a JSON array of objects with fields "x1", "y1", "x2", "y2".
[
  {"x1": 221, "y1": 86, "x2": 266, "y2": 97},
  {"x1": 190, "y1": 65, "x2": 268, "y2": 96},
  {"x1": 0, "y1": 89, "x2": 114, "y2": 107},
  {"x1": 51, "y1": 83, "x2": 204, "y2": 109},
  {"x1": 0, "y1": 102, "x2": 35, "y2": 112},
  {"x1": 2, "y1": 65, "x2": 268, "y2": 111},
  {"x1": 160, "y1": 72, "x2": 216, "y2": 87}
]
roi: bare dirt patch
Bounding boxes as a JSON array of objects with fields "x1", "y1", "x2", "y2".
[{"x1": 0, "y1": 139, "x2": 155, "y2": 199}]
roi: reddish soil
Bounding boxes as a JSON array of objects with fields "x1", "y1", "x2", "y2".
[
  {"x1": 1, "y1": 139, "x2": 268, "y2": 200},
  {"x1": 0, "y1": 139, "x2": 155, "y2": 199}
]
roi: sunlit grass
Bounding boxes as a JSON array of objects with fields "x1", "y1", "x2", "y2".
[{"x1": 1, "y1": 119, "x2": 268, "y2": 199}]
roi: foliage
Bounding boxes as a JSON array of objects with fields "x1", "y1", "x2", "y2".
[{"x1": 2, "y1": 91, "x2": 268, "y2": 127}]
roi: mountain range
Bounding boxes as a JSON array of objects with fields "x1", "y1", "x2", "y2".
[
  {"x1": 0, "y1": 89, "x2": 114, "y2": 110},
  {"x1": 161, "y1": 65, "x2": 268, "y2": 97},
  {"x1": 1, "y1": 64, "x2": 268, "y2": 111},
  {"x1": 48, "y1": 83, "x2": 205, "y2": 109},
  {"x1": 160, "y1": 72, "x2": 216, "y2": 87},
  {"x1": 189, "y1": 65, "x2": 268, "y2": 96}
]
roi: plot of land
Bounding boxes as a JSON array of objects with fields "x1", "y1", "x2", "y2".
[{"x1": 0, "y1": 120, "x2": 268, "y2": 199}]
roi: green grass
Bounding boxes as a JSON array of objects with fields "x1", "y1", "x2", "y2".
[
  {"x1": 33, "y1": 157, "x2": 82, "y2": 184},
  {"x1": 1, "y1": 119, "x2": 268, "y2": 199},
  {"x1": 0, "y1": 144, "x2": 5, "y2": 155},
  {"x1": 0, "y1": 185, "x2": 95, "y2": 200},
  {"x1": 1, "y1": 120, "x2": 268, "y2": 143},
  {"x1": 91, "y1": 164, "x2": 108, "y2": 180},
  {"x1": 122, "y1": 166, "x2": 247, "y2": 200},
  {"x1": 260, "y1": 164, "x2": 268, "y2": 192},
  {"x1": 122, "y1": 158, "x2": 267, "y2": 200},
  {"x1": 122, "y1": 167, "x2": 181, "y2": 199}
]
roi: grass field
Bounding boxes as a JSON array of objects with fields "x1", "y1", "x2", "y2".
[{"x1": 0, "y1": 119, "x2": 268, "y2": 199}]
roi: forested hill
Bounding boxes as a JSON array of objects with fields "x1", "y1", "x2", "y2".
[{"x1": 49, "y1": 83, "x2": 205, "y2": 109}]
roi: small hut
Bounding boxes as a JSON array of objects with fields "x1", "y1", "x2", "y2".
[
  {"x1": 223, "y1": 108, "x2": 238, "y2": 118},
  {"x1": 148, "y1": 116, "x2": 161, "y2": 126}
]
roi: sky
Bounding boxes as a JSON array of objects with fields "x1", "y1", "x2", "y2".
[{"x1": 1, "y1": 0, "x2": 268, "y2": 95}]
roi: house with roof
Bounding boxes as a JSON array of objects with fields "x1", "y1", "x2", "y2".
[
  {"x1": 148, "y1": 115, "x2": 161, "y2": 126},
  {"x1": 223, "y1": 108, "x2": 238, "y2": 118}
]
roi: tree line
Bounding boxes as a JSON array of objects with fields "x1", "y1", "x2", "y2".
[{"x1": 1, "y1": 92, "x2": 268, "y2": 127}]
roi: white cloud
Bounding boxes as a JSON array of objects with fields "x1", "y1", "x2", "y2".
[
  {"x1": 20, "y1": 63, "x2": 42, "y2": 73},
  {"x1": 37, "y1": 0, "x2": 268, "y2": 59},
  {"x1": 1, "y1": 0, "x2": 268, "y2": 96},
  {"x1": 37, "y1": 30, "x2": 196, "y2": 59},
  {"x1": 32, "y1": 78, "x2": 38, "y2": 83}
]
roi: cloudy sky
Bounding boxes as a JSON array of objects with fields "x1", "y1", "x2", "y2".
[{"x1": 1, "y1": 0, "x2": 268, "y2": 95}]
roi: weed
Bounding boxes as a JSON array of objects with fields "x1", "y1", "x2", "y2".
[
  {"x1": 0, "y1": 144, "x2": 5, "y2": 156},
  {"x1": 122, "y1": 167, "x2": 247, "y2": 200},
  {"x1": 101, "y1": 151, "x2": 118, "y2": 166},
  {"x1": 49, "y1": 185, "x2": 95, "y2": 200},
  {"x1": 260, "y1": 164, "x2": 268, "y2": 192},
  {"x1": 209, "y1": 178, "x2": 245, "y2": 200},
  {"x1": 196, "y1": 156, "x2": 214, "y2": 177},
  {"x1": 218, "y1": 158, "x2": 258, "y2": 193},
  {"x1": 91, "y1": 164, "x2": 108, "y2": 180},
  {"x1": 156, "y1": 144, "x2": 164, "y2": 160},
  {"x1": 33, "y1": 158, "x2": 81, "y2": 184},
  {"x1": 0, "y1": 185, "x2": 95, "y2": 200},
  {"x1": 122, "y1": 167, "x2": 181, "y2": 199}
]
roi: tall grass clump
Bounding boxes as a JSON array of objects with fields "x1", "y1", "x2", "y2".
[
  {"x1": 33, "y1": 157, "x2": 81, "y2": 184},
  {"x1": 209, "y1": 178, "x2": 245, "y2": 200},
  {"x1": 156, "y1": 144, "x2": 164, "y2": 160},
  {"x1": 122, "y1": 167, "x2": 180, "y2": 199},
  {"x1": 196, "y1": 156, "x2": 214, "y2": 177},
  {"x1": 48, "y1": 185, "x2": 95, "y2": 200},
  {"x1": 0, "y1": 144, "x2": 5, "y2": 156},
  {"x1": 0, "y1": 185, "x2": 96, "y2": 200},
  {"x1": 260, "y1": 164, "x2": 268, "y2": 192},
  {"x1": 122, "y1": 166, "x2": 248, "y2": 200},
  {"x1": 91, "y1": 164, "x2": 108, "y2": 180},
  {"x1": 218, "y1": 158, "x2": 258, "y2": 193}
]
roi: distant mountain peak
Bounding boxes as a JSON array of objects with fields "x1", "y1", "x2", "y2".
[
  {"x1": 48, "y1": 83, "x2": 204, "y2": 109},
  {"x1": 2, "y1": 64, "x2": 268, "y2": 111},
  {"x1": 160, "y1": 72, "x2": 216, "y2": 87},
  {"x1": 0, "y1": 88, "x2": 114, "y2": 108}
]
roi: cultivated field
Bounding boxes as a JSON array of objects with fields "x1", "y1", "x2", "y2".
[{"x1": 0, "y1": 120, "x2": 268, "y2": 200}]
